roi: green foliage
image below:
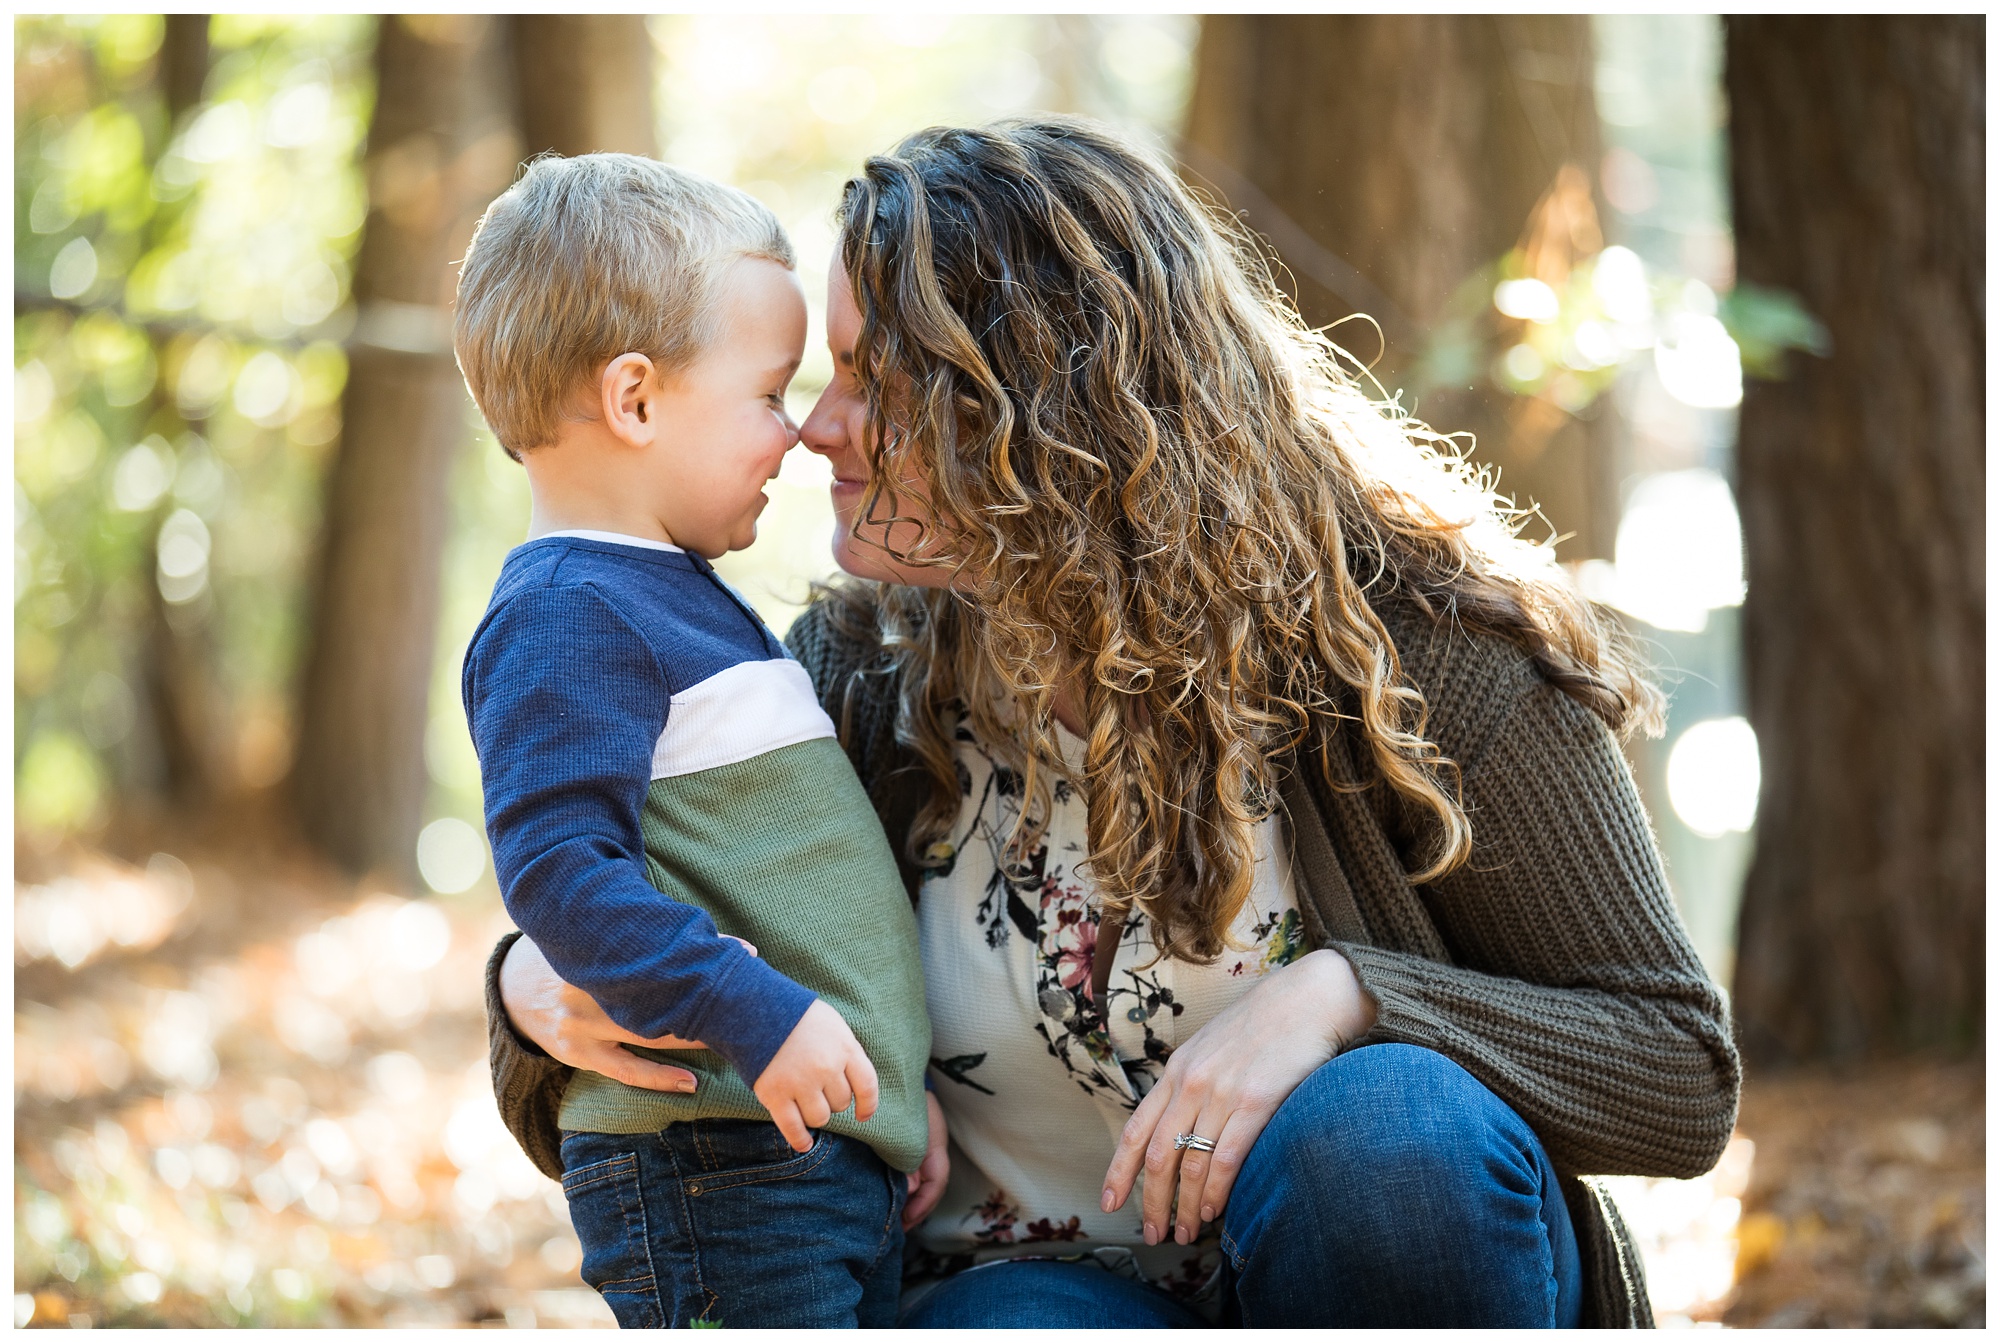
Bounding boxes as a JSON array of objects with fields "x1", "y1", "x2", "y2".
[
  {"x1": 17, "y1": 730, "x2": 106, "y2": 832},
  {"x1": 1718, "y1": 282, "x2": 1831, "y2": 378},
  {"x1": 1417, "y1": 245, "x2": 1828, "y2": 421},
  {"x1": 14, "y1": 16, "x2": 372, "y2": 827}
]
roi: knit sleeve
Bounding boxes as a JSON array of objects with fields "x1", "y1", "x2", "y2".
[
  {"x1": 485, "y1": 931, "x2": 569, "y2": 1181},
  {"x1": 1334, "y1": 679, "x2": 1742, "y2": 1179}
]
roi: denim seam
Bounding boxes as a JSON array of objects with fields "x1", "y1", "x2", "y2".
[
  {"x1": 564, "y1": 1150, "x2": 662, "y2": 1323},
  {"x1": 681, "y1": 1131, "x2": 832, "y2": 1194},
  {"x1": 1523, "y1": 1136, "x2": 1562, "y2": 1327},
  {"x1": 1218, "y1": 1226, "x2": 1248, "y2": 1272},
  {"x1": 661, "y1": 1138, "x2": 720, "y2": 1325},
  {"x1": 871, "y1": 1161, "x2": 903, "y2": 1272},
  {"x1": 615, "y1": 1156, "x2": 659, "y2": 1321},
  {"x1": 561, "y1": 1152, "x2": 639, "y2": 1195}
]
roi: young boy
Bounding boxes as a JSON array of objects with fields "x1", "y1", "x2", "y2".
[{"x1": 453, "y1": 154, "x2": 931, "y2": 1328}]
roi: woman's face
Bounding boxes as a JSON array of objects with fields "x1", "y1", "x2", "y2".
[{"x1": 799, "y1": 263, "x2": 954, "y2": 588}]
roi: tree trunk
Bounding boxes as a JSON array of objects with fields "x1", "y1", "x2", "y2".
[
  {"x1": 291, "y1": 16, "x2": 519, "y2": 878},
  {"x1": 1727, "y1": 17, "x2": 1984, "y2": 1060},
  {"x1": 511, "y1": 15, "x2": 657, "y2": 160},
  {"x1": 158, "y1": 13, "x2": 209, "y2": 118},
  {"x1": 134, "y1": 14, "x2": 216, "y2": 809},
  {"x1": 1184, "y1": 15, "x2": 1617, "y2": 560}
]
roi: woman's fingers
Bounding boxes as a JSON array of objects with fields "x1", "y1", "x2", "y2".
[
  {"x1": 905, "y1": 1092, "x2": 950, "y2": 1230},
  {"x1": 904, "y1": 1137, "x2": 950, "y2": 1228},
  {"x1": 1139, "y1": 1088, "x2": 1207, "y2": 1244},
  {"x1": 1173, "y1": 1104, "x2": 1257, "y2": 1244},
  {"x1": 599, "y1": 1022, "x2": 709, "y2": 1051},
  {"x1": 1170, "y1": 1100, "x2": 1230, "y2": 1245},
  {"x1": 1103, "y1": 1086, "x2": 1167, "y2": 1212},
  {"x1": 1186, "y1": 1108, "x2": 1259, "y2": 1233},
  {"x1": 575, "y1": 1039, "x2": 698, "y2": 1093}
]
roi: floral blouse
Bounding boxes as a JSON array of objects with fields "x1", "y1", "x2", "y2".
[{"x1": 908, "y1": 710, "x2": 1308, "y2": 1308}]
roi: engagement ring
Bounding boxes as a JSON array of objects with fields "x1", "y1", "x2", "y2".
[{"x1": 1173, "y1": 1132, "x2": 1218, "y2": 1153}]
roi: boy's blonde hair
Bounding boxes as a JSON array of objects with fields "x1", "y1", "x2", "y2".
[{"x1": 454, "y1": 152, "x2": 794, "y2": 457}]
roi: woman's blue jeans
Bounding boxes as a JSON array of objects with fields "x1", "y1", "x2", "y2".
[{"x1": 903, "y1": 1044, "x2": 1583, "y2": 1328}]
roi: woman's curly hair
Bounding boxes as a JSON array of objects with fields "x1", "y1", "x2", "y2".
[{"x1": 828, "y1": 116, "x2": 1662, "y2": 964}]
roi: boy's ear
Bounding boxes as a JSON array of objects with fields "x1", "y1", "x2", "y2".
[{"x1": 599, "y1": 352, "x2": 660, "y2": 448}]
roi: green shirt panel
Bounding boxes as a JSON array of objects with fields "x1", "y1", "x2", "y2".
[{"x1": 558, "y1": 736, "x2": 930, "y2": 1172}]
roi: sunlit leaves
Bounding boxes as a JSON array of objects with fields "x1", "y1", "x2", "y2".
[
  {"x1": 1717, "y1": 282, "x2": 1830, "y2": 379},
  {"x1": 15, "y1": 16, "x2": 373, "y2": 828}
]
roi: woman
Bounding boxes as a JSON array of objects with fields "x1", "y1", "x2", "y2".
[{"x1": 486, "y1": 117, "x2": 1739, "y2": 1327}]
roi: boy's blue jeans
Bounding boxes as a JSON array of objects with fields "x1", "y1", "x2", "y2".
[
  {"x1": 559, "y1": 1120, "x2": 906, "y2": 1328},
  {"x1": 903, "y1": 1044, "x2": 1584, "y2": 1328}
]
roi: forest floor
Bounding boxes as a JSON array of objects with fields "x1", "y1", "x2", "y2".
[{"x1": 11, "y1": 823, "x2": 1986, "y2": 1328}]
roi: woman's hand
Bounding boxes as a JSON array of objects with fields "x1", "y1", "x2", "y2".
[
  {"x1": 904, "y1": 1092, "x2": 951, "y2": 1230},
  {"x1": 1100, "y1": 948, "x2": 1377, "y2": 1246},
  {"x1": 498, "y1": 934, "x2": 720, "y2": 1093}
]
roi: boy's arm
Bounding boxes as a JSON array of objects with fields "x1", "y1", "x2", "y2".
[{"x1": 465, "y1": 583, "x2": 816, "y2": 1084}]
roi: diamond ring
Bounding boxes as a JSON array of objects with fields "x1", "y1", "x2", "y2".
[{"x1": 1173, "y1": 1132, "x2": 1218, "y2": 1153}]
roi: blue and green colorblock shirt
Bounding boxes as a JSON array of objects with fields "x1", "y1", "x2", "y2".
[{"x1": 462, "y1": 531, "x2": 929, "y2": 1170}]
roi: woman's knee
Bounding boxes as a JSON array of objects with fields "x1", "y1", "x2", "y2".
[
  {"x1": 1257, "y1": 1046, "x2": 1534, "y2": 1183},
  {"x1": 1222, "y1": 1046, "x2": 1578, "y2": 1327},
  {"x1": 1227, "y1": 1044, "x2": 1549, "y2": 1251}
]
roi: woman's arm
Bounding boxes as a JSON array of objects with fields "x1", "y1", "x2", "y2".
[
  {"x1": 485, "y1": 932, "x2": 705, "y2": 1179},
  {"x1": 1103, "y1": 670, "x2": 1741, "y2": 1245},
  {"x1": 1330, "y1": 677, "x2": 1742, "y2": 1179},
  {"x1": 486, "y1": 933, "x2": 573, "y2": 1180}
]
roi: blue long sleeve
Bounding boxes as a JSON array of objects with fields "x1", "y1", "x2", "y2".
[{"x1": 463, "y1": 581, "x2": 816, "y2": 1084}]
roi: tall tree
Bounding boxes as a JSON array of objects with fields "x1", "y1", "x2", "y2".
[
  {"x1": 1727, "y1": 18, "x2": 1984, "y2": 1060},
  {"x1": 510, "y1": 15, "x2": 657, "y2": 160},
  {"x1": 290, "y1": 16, "x2": 519, "y2": 877},
  {"x1": 1184, "y1": 16, "x2": 1616, "y2": 559},
  {"x1": 291, "y1": 16, "x2": 659, "y2": 878},
  {"x1": 138, "y1": 14, "x2": 216, "y2": 808}
]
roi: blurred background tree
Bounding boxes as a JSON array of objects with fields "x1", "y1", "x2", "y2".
[
  {"x1": 1185, "y1": 15, "x2": 1617, "y2": 561},
  {"x1": 291, "y1": 15, "x2": 519, "y2": 882},
  {"x1": 1724, "y1": 16, "x2": 1984, "y2": 1062}
]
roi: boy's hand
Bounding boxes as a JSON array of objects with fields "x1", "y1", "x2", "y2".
[
  {"x1": 752, "y1": 999, "x2": 879, "y2": 1153},
  {"x1": 904, "y1": 1091, "x2": 950, "y2": 1229}
]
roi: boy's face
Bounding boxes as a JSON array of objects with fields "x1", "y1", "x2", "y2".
[{"x1": 646, "y1": 257, "x2": 806, "y2": 557}]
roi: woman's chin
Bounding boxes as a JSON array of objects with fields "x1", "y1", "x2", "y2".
[{"x1": 829, "y1": 527, "x2": 891, "y2": 582}]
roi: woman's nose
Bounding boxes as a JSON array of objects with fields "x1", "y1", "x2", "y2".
[{"x1": 798, "y1": 390, "x2": 846, "y2": 459}]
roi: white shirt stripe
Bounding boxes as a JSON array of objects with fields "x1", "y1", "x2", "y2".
[{"x1": 650, "y1": 658, "x2": 837, "y2": 780}]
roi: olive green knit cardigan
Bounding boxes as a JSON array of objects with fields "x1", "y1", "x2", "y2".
[{"x1": 485, "y1": 589, "x2": 1740, "y2": 1328}]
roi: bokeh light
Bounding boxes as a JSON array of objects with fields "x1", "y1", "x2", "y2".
[
  {"x1": 1582, "y1": 467, "x2": 1746, "y2": 634},
  {"x1": 415, "y1": 819, "x2": 486, "y2": 896},
  {"x1": 1667, "y1": 717, "x2": 1761, "y2": 839}
]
